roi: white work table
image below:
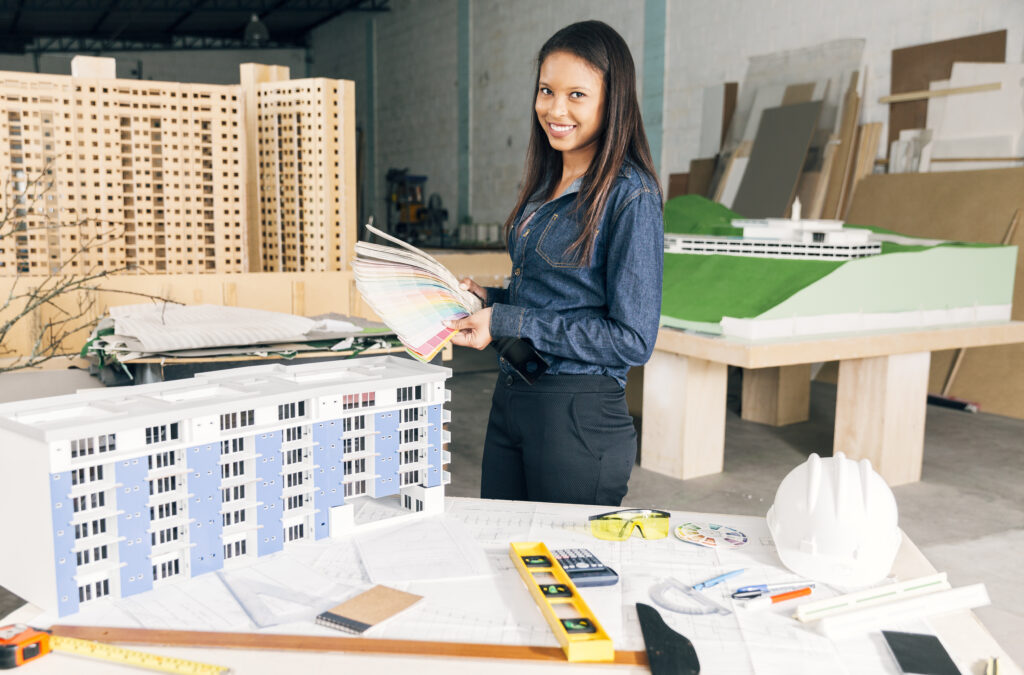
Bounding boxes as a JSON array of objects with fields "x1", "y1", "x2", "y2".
[{"x1": 4, "y1": 497, "x2": 1018, "y2": 674}]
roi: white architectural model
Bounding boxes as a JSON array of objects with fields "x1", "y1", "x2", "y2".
[
  {"x1": 665, "y1": 203, "x2": 881, "y2": 261},
  {"x1": 0, "y1": 356, "x2": 450, "y2": 617}
]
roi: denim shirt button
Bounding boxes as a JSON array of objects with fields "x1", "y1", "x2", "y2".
[
  {"x1": 514, "y1": 267, "x2": 521, "y2": 276},
  {"x1": 505, "y1": 375, "x2": 514, "y2": 386}
]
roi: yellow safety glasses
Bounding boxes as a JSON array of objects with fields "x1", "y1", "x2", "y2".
[{"x1": 588, "y1": 509, "x2": 671, "y2": 541}]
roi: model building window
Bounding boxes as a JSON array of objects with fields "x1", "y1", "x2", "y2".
[
  {"x1": 73, "y1": 491, "x2": 106, "y2": 512},
  {"x1": 342, "y1": 437, "x2": 365, "y2": 455},
  {"x1": 152, "y1": 527, "x2": 179, "y2": 545},
  {"x1": 71, "y1": 465, "x2": 104, "y2": 485},
  {"x1": 342, "y1": 394, "x2": 359, "y2": 410},
  {"x1": 343, "y1": 416, "x2": 366, "y2": 432},
  {"x1": 397, "y1": 385, "x2": 422, "y2": 402},
  {"x1": 401, "y1": 450, "x2": 418, "y2": 465},
  {"x1": 223, "y1": 509, "x2": 245, "y2": 526},
  {"x1": 284, "y1": 448, "x2": 302, "y2": 465},
  {"x1": 78, "y1": 579, "x2": 109, "y2": 602},
  {"x1": 277, "y1": 401, "x2": 306, "y2": 420},
  {"x1": 402, "y1": 408, "x2": 419, "y2": 423},
  {"x1": 220, "y1": 438, "x2": 244, "y2": 455},
  {"x1": 145, "y1": 423, "x2": 179, "y2": 445},
  {"x1": 222, "y1": 485, "x2": 245, "y2": 503},
  {"x1": 284, "y1": 425, "x2": 302, "y2": 442},
  {"x1": 149, "y1": 450, "x2": 176, "y2": 469},
  {"x1": 74, "y1": 518, "x2": 107, "y2": 540},
  {"x1": 221, "y1": 460, "x2": 244, "y2": 478},
  {"x1": 342, "y1": 458, "x2": 366, "y2": 475},
  {"x1": 401, "y1": 471, "x2": 420, "y2": 486},
  {"x1": 361, "y1": 392, "x2": 375, "y2": 408},
  {"x1": 220, "y1": 409, "x2": 254, "y2": 431},
  {"x1": 343, "y1": 480, "x2": 366, "y2": 497},
  {"x1": 286, "y1": 523, "x2": 305, "y2": 541},
  {"x1": 153, "y1": 558, "x2": 181, "y2": 580},
  {"x1": 402, "y1": 428, "x2": 420, "y2": 444},
  {"x1": 97, "y1": 434, "x2": 116, "y2": 453},
  {"x1": 150, "y1": 476, "x2": 177, "y2": 495},
  {"x1": 223, "y1": 539, "x2": 247, "y2": 559},
  {"x1": 286, "y1": 494, "x2": 304, "y2": 510},
  {"x1": 150, "y1": 501, "x2": 178, "y2": 520},
  {"x1": 70, "y1": 437, "x2": 95, "y2": 458}
]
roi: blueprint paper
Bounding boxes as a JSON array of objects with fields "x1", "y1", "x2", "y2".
[{"x1": 352, "y1": 515, "x2": 491, "y2": 584}]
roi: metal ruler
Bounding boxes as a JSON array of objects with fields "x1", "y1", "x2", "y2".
[{"x1": 509, "y1": 541, "x2": 614, "y2": 662}]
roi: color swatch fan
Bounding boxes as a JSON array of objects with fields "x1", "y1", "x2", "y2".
[{"x1": 353, "y1": 222, "x2": 483, "y2": 361}]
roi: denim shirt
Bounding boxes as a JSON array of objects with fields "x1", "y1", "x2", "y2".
[{"x1": 486, "y1": 161, "x2": 664, "y2": 388}]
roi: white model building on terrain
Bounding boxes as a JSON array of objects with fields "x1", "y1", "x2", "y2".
[{"x1": 0, "y1": 356, "x2": 450, "y2": 617}]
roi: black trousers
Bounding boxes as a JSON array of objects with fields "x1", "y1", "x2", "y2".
[{"x1": 480, "y1": 372, "x2": 637, "y2": 506}]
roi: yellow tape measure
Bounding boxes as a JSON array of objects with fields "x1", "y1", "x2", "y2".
[
  {"x1": 51, "y1": 634, "x2": 231, "y2": 674},
  {"x1": 509, "y1": 541, "x2": 613, "y2": 662}
]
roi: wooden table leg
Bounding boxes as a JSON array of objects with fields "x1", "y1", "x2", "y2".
[
  {"x1": 834, "y1": 351, "x2": 930, "y2": 486},
  {"x1": 741, "y1": 364, "x2": 811, "y2": 426},
  {"x1": 641, "y1": 350, "x2": 728, "y2": 479}
]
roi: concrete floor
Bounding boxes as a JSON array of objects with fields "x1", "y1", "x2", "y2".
[{"x1": 2, "y1": 349, "x2": 1022, "y2": 665}]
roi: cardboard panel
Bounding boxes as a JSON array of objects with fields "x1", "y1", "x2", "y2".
[
  {"x1": 844, "y1": 169, "x2": 1024, "y2": 418},
  {"x1": 668, "y1": 173, "x2": 690, "y2": 199},
  {"x1": 688, "y1": 158, "x2": 716, "y2": 198},
  {"x1": 888, "y1": 30, "x2": 1006, "y2": 154},
  {"x1": 732, "y1": 100, "x2": 822, "y2": 219}
]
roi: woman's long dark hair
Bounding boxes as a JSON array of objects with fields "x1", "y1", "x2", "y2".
[{"x1": 504, "y1": 20, "x2": 661, "y2": 265}]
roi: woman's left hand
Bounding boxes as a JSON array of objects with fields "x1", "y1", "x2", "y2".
[{"x1": 445, "y1": 308, "x2": 493, "y2": 350}]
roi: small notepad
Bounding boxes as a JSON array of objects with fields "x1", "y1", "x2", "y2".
[{"x1": 315, "y1": 585, "x2": 423, "y2": 634}]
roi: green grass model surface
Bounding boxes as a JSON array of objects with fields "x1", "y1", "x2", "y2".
[{"x1": 661, "y1": 195, "x2": 1015, "y2": 334}]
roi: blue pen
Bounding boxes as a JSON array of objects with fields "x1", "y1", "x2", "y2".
[{"x1": 693, "y1": 568, "x2": 745, "y2": 591}]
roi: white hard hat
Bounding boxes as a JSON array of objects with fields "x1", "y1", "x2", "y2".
[{"x1": 766, "y1": 452, "x2": 901, "y2": 589}]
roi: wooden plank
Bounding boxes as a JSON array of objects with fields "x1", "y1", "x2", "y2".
[
  {"x1": 668, "y1": 173, "x2": 689, "y2": 199},
  {"x1": 888, "y1": 30, "x2": 1006, "y2": 154},
  {"x1": 721, "y1": 82, "x2": 738, "y2": 151},
  {"x1": 821, "y1": 73, "x2": 860, "y2": 219},
  {"x1": 50, "y1": 625, "x2": 648, "y2": 665},
  {"x1": 841, "y1": 122, "x2": 883, "y2": 218},
  {"x1": 641, "y1": 350, "x2": 727, "y2": 479},
  {"x1": 782, "y1": 82, "x2": 816, "y2": 105},
  {"x1": 741, "y1": 364, "x2": 811, "y2": 426},
  {"x1": 654, "y1": 322, "x2": 1024, "y2": 370},
  {"x1": 846, "y1": 169, "x2": 1024, "y2": 418},
  {"x1": 732, "y1": 100, "x2": 822, "y2": 218},
  {"x1": 834, "y1": 352, "x2": 930, "y2": 486},
  {"x1": 807, "y1": 134, "x2": 838, "y2": 219},
  {"x1": 879, "y1": 81, "x2": 1000, "y2": 104},
  {"x1": 687, "y1": 158, "x2": 716, "y2": 198}
]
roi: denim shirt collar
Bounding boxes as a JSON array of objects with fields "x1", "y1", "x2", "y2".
[{"x1": 522, "y1": 162, "x2": 634, "y2": 217}]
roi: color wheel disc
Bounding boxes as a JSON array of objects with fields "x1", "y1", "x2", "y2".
[{"x1": 674, "y1": 521, "x2": 748, "y2": 548}]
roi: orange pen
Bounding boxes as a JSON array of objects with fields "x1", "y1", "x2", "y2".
[{"x1": 742, "y1": 586, "x2": 813, "y2": 610}]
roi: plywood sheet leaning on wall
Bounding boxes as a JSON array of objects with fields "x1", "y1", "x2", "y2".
[
  {"x1": 844, "y1": 169, "x2": 1024, "y2": 419},
  {"x1": 888, "y1": 30, "x2": 1006, "y2": 154}
]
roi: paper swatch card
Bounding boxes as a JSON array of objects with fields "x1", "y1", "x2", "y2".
[
  {"x1": 674, "y1": 521, "x2": 748, "y2": 548},
  {"x1": 315, "y1": 585, "x2": 423, "y2": 634},
  {"x1": 353, "y1": 222, "x2": 484, "y2": 361}
]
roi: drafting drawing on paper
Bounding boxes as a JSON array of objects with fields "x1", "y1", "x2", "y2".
[{"x1": 0, "y1": 356, "x2": 451, "y2": 617}]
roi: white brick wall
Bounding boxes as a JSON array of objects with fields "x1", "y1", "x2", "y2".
[{"x1": 662, "y1": 0, "x2": 1024, "y2": 190}]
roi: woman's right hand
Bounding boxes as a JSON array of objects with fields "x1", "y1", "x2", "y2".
[{"x1": 459, "y1": 277, "x2": 487, "y2": 303}]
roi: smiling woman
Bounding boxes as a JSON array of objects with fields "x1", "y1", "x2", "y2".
[{"x1": 446, "y1": 20, "x2": 664, "y2": 507}]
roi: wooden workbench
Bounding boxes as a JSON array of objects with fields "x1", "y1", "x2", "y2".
[{"x1": 641, "y1": 321, "x2": 1024, "y2": 486}]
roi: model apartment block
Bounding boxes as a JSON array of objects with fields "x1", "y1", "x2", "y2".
[
  {"x1": 0, "y1": 56, "x2": 355, "y2": 276},
  {"x1": 0, "y1": 356, "x2": 451, "y2": 617}
]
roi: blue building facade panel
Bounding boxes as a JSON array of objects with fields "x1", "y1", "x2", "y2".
[
  {"x1": 312, "y1": 419, "x2": 346, "y2": 540},
  {"x1": 373, "y1": 410, "x2": 399, "y2": 497},
  {"x1": 187, "y1": 443, "x2": 223, "y2": 577},
  {"x1": 115, "y1": 456, "x2": 153, "y2": 599},
  {"x1": 425, "y1": 404, "x2": 442, "y2": 488},
  {"x1": 255, "y1": 430, "x2": 284, "y2": 556},
  {"x1": 49, "y1": 471, "x2": 78, "y2": 616}
]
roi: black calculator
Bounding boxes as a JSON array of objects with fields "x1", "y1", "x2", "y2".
[{"x1": 552, "y1": 548, "x2": 619, "y2": 587}]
